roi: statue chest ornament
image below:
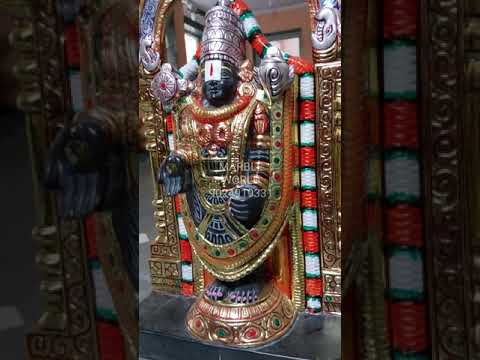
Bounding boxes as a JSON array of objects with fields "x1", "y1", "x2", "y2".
[{"x1": 171, "y1": 88, "x2": 294, "y2": 281}]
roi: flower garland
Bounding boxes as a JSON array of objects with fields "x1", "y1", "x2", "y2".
[
  {"x1": 383, "y1": 0, "x2": 427, "y2": 357},
  {"x1": 231, "y1": 0, "x2": 322, "y2": 313}
]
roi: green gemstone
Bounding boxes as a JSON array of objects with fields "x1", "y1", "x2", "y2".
[
  {"x1": 214, "y1": 249, "x2": 221, "y2": 257},
  {"x1": 272, "y1": 318, "x2": 281, "y2": 328},
  {"x1": 239, "y1": 240, "x2": 247, "y2": 249},
  {"x1": 217, "y1": 328, "x2": 225, "y2": 337}
]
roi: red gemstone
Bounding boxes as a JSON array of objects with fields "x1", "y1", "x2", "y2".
[
  {"x1": 250, "y1": 229, "x2": 259, "y2": 238},
  {"x1": 274, "y1": 173, "x2": 281, "y2": 182},
  {"x1": 275, "y1": 140, "x2": 282, "y2": 148},
  {"x1": 195, "y1": 320, "x2": 202, "y2": 328},
  {"x1": 160, "y1": 82, "x2": 166, "y2": 89},
  {"x1": 246, "y1": 328, "x2": 257, "y2": 339},
  {"x1": 227, "y1": 248, "x2": 235, "y2": 256}
]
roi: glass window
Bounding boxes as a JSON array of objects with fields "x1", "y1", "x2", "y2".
[{"x1": 184, "y1": 32, "x2": 200, "y2": 61}]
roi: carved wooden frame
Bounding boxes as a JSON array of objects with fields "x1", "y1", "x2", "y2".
[
  {"x1": 307, "y1": 0, "x2": 342, "y2": 314},
  {"x1": 11, "y1": 0, "x2": 99, "y2": 359},
  {"x1": 139, "y1": 0, "x2": 184, "y2": 294},
  {"x1": 314, "y1": 62, "x2": 342, "y2": 314},
  {"x1": 420, "y1": 0, "x2": 480, "y2": 358}
]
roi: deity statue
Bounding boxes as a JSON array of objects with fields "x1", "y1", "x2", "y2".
[{"x1": 143, "y1": 0, "x2": 331, "y2": 347}]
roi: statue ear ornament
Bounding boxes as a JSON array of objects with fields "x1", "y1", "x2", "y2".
[
  {"x1": 257, "y1": 46, "x2": 295, "y2": 100},
  {"x1": 151, "y1": 63, "x2": 195, "y2": 111}
]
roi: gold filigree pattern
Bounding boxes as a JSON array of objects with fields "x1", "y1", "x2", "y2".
[
  {"x1": 315, "y1": 62, "x2": 342, "y2": 313},
  {"x1": 178, "y1": 88, "x2": 296, "y2": 282},
  {"x1": 140, "y1": 0, "x2": 183, "y2": 294},
  {"x1": 11, "y1": 0, "x2": 99, "y2": 358}
]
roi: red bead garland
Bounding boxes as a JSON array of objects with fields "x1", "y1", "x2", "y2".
[
  {"x1": 300, "y1": 101, "x2": 315, "y2": 121},
  {"x1": 65, "y1": 24, "x2": 80, "y2": 68},
  {"x1": 175, "y1": 195, "x2": 182, "y2": 213},
  {"x1": 287, "y1": 56, "x2": 314, "y2": 75},
  {"x1": 306, "y1": 278, "x2": 323, "y2": 297},
  {"x1": 231, "y1": 0, "x2": 250, "y2": 16},
  {"x1": 251, "y1": 33, "x2": 270, "y2": 57},
  {"x1": 165, "y1": 113, "x2": 174, "y2": 132},
  {"x1": 384, "y1": 102, "x2": 418, "y2": 149},
  {"x1": 389, "y1": 301, "x2": 428, "y2": 352},
  {"x1": 85, "y1": 215, "x2": 97, "y2": 259},
  {"x1": 180, "y1": 240, "x2": 192, "y2": 262},
  {"x1": 384, "y1": 0, "x2": 417, "y2": 39},
  {"x1": 301, "y1": 190, "x2": 317, "y2": 209},
  {"x1": 303, "y1": 232, "x2": 320, "y2": 253},
  {"x1": 96, "y1": 321, "x2": 125, "y2": 360},
  {"x1": 182, "y1": 282, "x2": 194, "y2": 296},
  {"x1": 300, "y1": 148, "x2": 316, "y2": 168},
  {"x1": 386, "y1": 205, "x2": 423, "y2": 247},
  {"x1": 194, "y1": 44, "x2": 202, "y2": 62}
]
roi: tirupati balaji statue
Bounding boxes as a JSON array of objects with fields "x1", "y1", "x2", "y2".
[{"x1": 140, "y1": 0, "x2": 341, "y2": 347}]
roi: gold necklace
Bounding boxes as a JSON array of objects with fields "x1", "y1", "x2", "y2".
[{"x1": 189, "y1": 95, "x2": 253, "y2": 124}]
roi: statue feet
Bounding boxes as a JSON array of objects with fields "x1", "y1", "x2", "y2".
[
  {"x1": 206, "y1": 267, "x2": 267, "y2": 304},
  {"x1": 205, "y1": 281, "x2": 228, "y2": 301},
  {"x1": 227, "y1": 281, "x2": 263, "y2": 304}
]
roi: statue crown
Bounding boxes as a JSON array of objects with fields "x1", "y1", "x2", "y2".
[{"x1": 200, "y1": 1, "x2": 246, "y2": 69}]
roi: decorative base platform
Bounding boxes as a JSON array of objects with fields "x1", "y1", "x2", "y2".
[
  {"x1": 140, "y1": 293, "x2": 340, "y2": 360},
  {"x1": 186, "y1": 285, "x2": 296, "y2": 347}
]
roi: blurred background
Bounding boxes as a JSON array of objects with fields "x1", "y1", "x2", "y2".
[{"x1": 0, "y1": 7, "x2": 41, "y2": 360}]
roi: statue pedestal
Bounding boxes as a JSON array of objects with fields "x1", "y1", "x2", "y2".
[{"x1": 140, "y1": 293, "x2": 340, "y2": 360}]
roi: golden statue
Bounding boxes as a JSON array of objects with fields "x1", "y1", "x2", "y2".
[{"x1": 140, "y1": 0, "x2": 342, "y2": 348}]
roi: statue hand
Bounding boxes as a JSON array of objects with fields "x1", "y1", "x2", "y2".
[
  {"x1": 158, "y1": 153, "x2": 191, "y2": 196},
  {"x1": 229, "y1": 184, "x2": 266, "y2": 228},
  {"x1": 45, "y1": 115, "x2": 125, "y2": 217},
  {"x1": 140, "y1": 34, "x2": 160, "y2": 72}
]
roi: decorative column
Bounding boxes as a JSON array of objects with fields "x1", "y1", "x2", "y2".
[{"x1": 307, "y1": 0, "x2": 342, "y2": 314}]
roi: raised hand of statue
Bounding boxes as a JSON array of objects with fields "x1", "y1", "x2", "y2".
[
  {"x1": 157, "y1": 153, "x2": 191, "y2": 196},
  {"x1": 44, "y1": 114, "x2": 125, "y2": 217},
  {"x1": 229, "y1": 184, "x2": 266, "y2": 228},
  {"x1": 151, "y1": 63, "x2": 194, "y2": 112}
]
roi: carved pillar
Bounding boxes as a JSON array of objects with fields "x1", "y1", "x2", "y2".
[
  {"x1": 421, "y1": 0, "x2": 471, "y2": 358},
  {"x1": 140, "y1": 0, "x2": 183, "y2": 294},
  {"x1": 11, "y1": 1, "x2": 99, "y2": 358},
  {"x1": 307, "y1": 0, "x2": 342, "y2": 315},
  {"x1": 465, "y1": 1, "x2": 480, "y2": 357}
]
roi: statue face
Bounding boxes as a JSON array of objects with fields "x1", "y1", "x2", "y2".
[{"x1": 202, "y1": 62, "x2": 238, "y2": 107}]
